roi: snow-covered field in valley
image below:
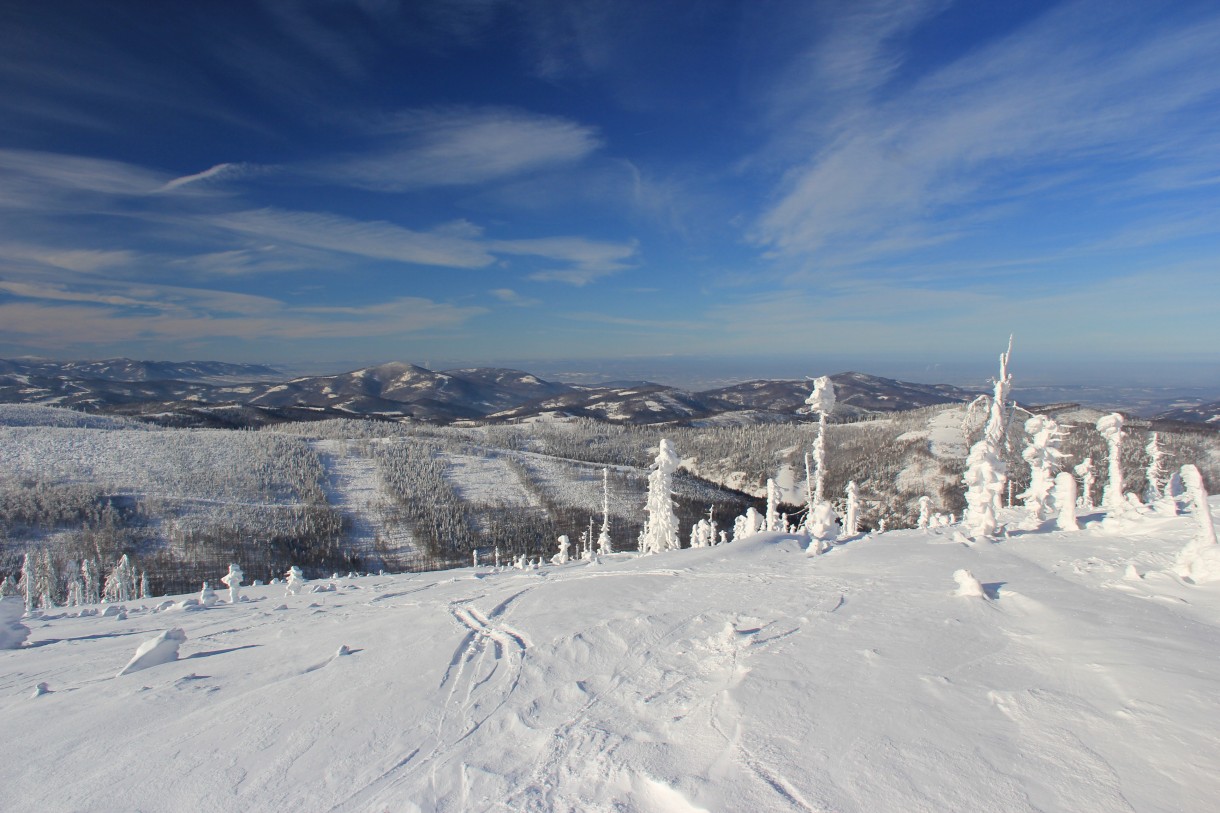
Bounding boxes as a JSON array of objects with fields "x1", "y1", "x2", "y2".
[{"x1": 3, "y1": 502, "x2": 1219, "y2": 813}]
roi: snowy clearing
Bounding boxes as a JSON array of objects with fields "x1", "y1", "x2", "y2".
[{"x1": 3, "y1": 501, "x2": 1219, "y2": 812}]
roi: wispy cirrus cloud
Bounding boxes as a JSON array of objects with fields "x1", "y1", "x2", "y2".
[
  {"x1": 202, "y1": 208, "x2": 497, "y2": 269},
  {"x1": 314, "y1": 107, "x2": 602, "y2": 191},
  {"x1": 754, "y1": 1, "x2": 1220, "y2": 268},
  {"x1": 494, "y1": 235, "x2": 637, "y2": 286}
]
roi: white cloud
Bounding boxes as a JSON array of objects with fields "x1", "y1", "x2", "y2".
[
  {"x1": 754, "y1": 1, "x2": 1220, "y2": 266},
  {"x1": 494, "y1": 235, "x2": 637, "y2": 286},
  {"x1": 488, "y1": 288, "x2": 540, "y2": 307},
  {"x1": 204, "y1": 208, "x2": 496, "y2": 268},
  {"x1": 157, "y1": 162, "x2": 251, "y2": 192},
  {"x1": 317, "y1": 107, "x2": 602, "y2": 191}
]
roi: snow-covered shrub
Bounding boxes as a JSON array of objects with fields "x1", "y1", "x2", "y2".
[
  {"x1": 806, "y1": 503, "x2": 838, "y2": 554},
  {"x1": 199, "y1": 582, "x2": 218, "y2": 608}
]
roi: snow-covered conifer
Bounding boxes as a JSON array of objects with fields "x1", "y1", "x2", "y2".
[
  {"x1": 597, "y1": 468, "x2": 614, "y2": 555},
  {"x1": 0, "y1": 575, "x2": 19, "y2": 598},
  {"x1": 1074, "y1": 458, "x2": 1096, "y2": 510},
  {"x1": 1174, "y1": 465, "x2": 1220, "y2": 582},
  {"x1": 284, "y1": 565, "x2": 305, "y2": 595},
  {"x1": 1054, "y1": 472, "x2": 1079, "y2": 531},
  {"x1": 805, "y1": 376, "x2": 836, "y2": 506},
  {"x1": 1144, "y1": 433, "x2": 1168, "y2": 503},
  {"x1": 806, "y1": 503, "x2": 838, "y2": 554},
  {"x1": 843, "y1": 481, "x2": 859, "y2": 536},
  {"x1": 1018, "y1": 415, "x2": 1069, "y2": 520},
  {"x1": 0, "y1": 596, "x2": 30, "y2": 650},
  {"x1": 962, "y1": 338, "x2": 1013, "y2": 538},
  {"x1": 20, "y1": 552, "x2": 35, "y2": 612},
  {"x1": 199, "y1": 581, "x2": 218, "y2": 608},
  {"x1": 765, "y1": 478, "x2": 780, "y2": 532},
  {"x1": 1097, "y1": 413, "x2": 1126, "y2": 512},
  {"x1": 918, "y1": 496, "x2": 932, "y2": 530},
  {"x1": 104, "y1": 555, "x2": 137, "y2": 603},
  {"x1": 221, "y1": 564, "x2": 244, "y2": 604},
  {"x1": 551, "y1": 535, "x2": 571, "y2": 565},
  {"x1": 639, "y1": 439, "x2": 681, "y2": 555}
]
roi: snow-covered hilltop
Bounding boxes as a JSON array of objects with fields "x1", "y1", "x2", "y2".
[{"x1": 3, "y1": 502, "x2": 1220, "y2": 812}]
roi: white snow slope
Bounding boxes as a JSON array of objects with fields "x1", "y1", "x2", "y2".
[{"x1": 3, "y1": 504, "x2": 1220, "y2": 812}]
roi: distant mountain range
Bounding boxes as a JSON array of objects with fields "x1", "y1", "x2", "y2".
[{"x1": 0, "y1": 357, "x2": 1216, "y2": 429}]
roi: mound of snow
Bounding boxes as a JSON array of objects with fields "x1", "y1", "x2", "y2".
[
  {"x1": 117, "y1": 628, "x2": 186, "y2": 676},
  {"x1": 0, "y1": 597, "x2": 30, "y2": 649}
]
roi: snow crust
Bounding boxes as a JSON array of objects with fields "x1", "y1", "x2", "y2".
[{"x1": 4, "y1": 505, "x2": 1220, "y2": 812}]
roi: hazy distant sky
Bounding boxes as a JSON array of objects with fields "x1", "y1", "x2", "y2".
[{"x1": 2, "y1": 0, "x2": 1219, "y2": 383}]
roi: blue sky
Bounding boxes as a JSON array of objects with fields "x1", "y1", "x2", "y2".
[{"x1": 2, "y1": 0, "x2": 1219, "y2": 385}]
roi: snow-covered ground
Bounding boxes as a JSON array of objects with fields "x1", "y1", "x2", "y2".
[
  {"x1": 313, "y1": 439, "x2": 416, "y2": 571},
  {"x1": 4, "y1": 502, "x2": 1219, "y2": 812}
]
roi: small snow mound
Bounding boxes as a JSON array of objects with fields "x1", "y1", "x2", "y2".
[
  {"x1": 953, "y1": 569, "x2": 987, "y2": 598},
  {"x1": 102, "y1": 605, "x2": 123, "y2": 617},
  {"x1": 118, "y1": 628, "x2": 187, "y2": 676},
  {"x1": 153, "y1": 600, "x2": 175, "y2": 612},
  {"x1": 336, "y1": 644, "x2": 352, "y2": 657},
  {"x1": 1124, "y1": 564, "x2": 1143, "y2": 581},
  {"x1": 31, "y1": 682, "x2": 51, "y2": 698}
]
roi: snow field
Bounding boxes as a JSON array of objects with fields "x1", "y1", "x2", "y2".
[{"x1": 3, "y1": 499, "x2": 1220, "y2": 812}]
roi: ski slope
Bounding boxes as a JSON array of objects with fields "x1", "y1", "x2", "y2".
[{"x1": 3, "y1": 503, "x2": 1219, "y2": 812}]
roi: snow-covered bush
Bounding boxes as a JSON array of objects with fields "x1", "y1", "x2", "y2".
[
  {"x1": 284, "y1": 565, "x2": 306, "y2": 595},
  {"x1": 0, "y1": 596, "x2": 30, "y2": 649},
  {"x1": 199, "y1": 582, "x2": 218, "y2": 608}
]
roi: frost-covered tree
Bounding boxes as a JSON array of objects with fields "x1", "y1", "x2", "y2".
[
  {"x1": 1053, "y1": 472, "x2": 1079, "y2": 531},
  {"x1": 0, "y1": 575, "x2": 19, "y2": 598},
  {"x1": 805, "y1": 375, "x2": 836, "y2": 506},
  {"x1": 1097, "y1": 413, "x2": 1126, "y2": 512},
  {"x1": 20, "y1": 552, "x2": 35, "y2": 612},
  {"x1": 917, "y1": 496, "x2": 932, "y2": 530},
  {"x1": 221, "y1": 563, "x2": 244, "y2": 604},
  {"x1": 733, "y1": 507, "x2": 763, "y2": 542},
  {"x1": 37, "y1": 549, "x2": 58, "y2": 609},
  {"x1": 689, "y1": 519, "x2": 714, "y2": 548},
  {"x1": 844, "y1": 481, "x2": 859, "y2": 536},
  {"x1": 103, "y1": 554, "x2": 137, "y2": 603},
  {"x1": 139, "y1": 571, "x2": 149, "y2": 600},
  {"x1": 596, "y1": 467, "x2": 613, "y2": 555},
  {"x1": 551, "y1": 535, "x2": 571, "y2": 565},
  {"x1": 284, "y1": 565, "x2": 305, "y2": 595},
  {"x1": 1018, "y1": 415, "x2": 1069, "y2": 520},
  {"x1": 765, "y1": 478, "x2": 781, "y2": 533},
  {"x1": 1144, "y1": 433, "x2": 1168, "y2": 503},
  {"x1": 1074, "y1": 458, "x2": 1096, "y2": 510},
  {"x1": 806, "y1": 503, "x2": 838, "y2": 554},
  {"x1": 962, "y1": 338, "x2": 1013, "y2": 538},
  {"x1": 639, "y1": 439, "x2": 681, "y2": 555},
  {"x1": 1174, "y1": 465, "x2": 1220, "y2": 583},
  {"x1": 199, "y1": 581, "x2": 218, "y2": 608}
]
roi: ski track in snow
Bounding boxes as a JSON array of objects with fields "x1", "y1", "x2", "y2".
[{"x1": 4, "y1": 503, "x2": 1220, "y2": 812}]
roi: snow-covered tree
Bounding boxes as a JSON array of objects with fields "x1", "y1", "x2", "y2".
[
  {"x1": 732, "y1": 507, "x2": 763, "y2": 542},
  {"x1": 1053, "y1": 472, "x2": 1079, "y2": 531},
  {"x1": 597, "y1": 467, "x2": 614, "y2": 555},
  {"x1": 551, "y1": 535, "x2": 571, "y2": 565},
  {"x1": 0, "y1": 575, "x2": 18, "y2": 598},
  {"x1": 1018, "y1": 415, "x2": 1069, "y2": 520},
  {"x1": 1144, "y1": 433, "x2": 1168, "y2": 503},
  {"x1": 221, "y1": 563, "x2": 244, "y2": 604},
  {"x1": 962, "y1": 338, "x2": 1013, "y2": 538},
  {"x1": 284, "y1": 565, "x2": 305, "y2": 595},
  {"x1": 639, "y1": 439, "x2": 682, "y2": 555},
  {"x1": 139, "y1": 571, "x2": 149, "y2": 600},
  {"x1": 689, "y1": 519, "x2": 714, "y2": 548},
  {"x1": 843, "y1": 481, "x2": 859, "y2": 536},
  {"x1": 103, "y1": 554, "x2": 137, "y2": 603},
  {"x1": 1097, "y1": 413, "x2": 1126, "y2": 512},
  {"x1": 806, "y1": 503, "x2": 838, "y2": 554},
  {"x1": 918, "y1": 496, "x2": 932, "y2": 530},
  {"x1": 19, "y1": 552, "x2": 35, "y2": 613},
  {"x1": 805, "y1": 376, "x2": 836, "y2": 506},
  {"x1": 1074, "y1": 458, "x2": 1096, "y2": 510},
  {"x1": 1173, "y1": 464, "x2": 1220, "y2": 583},
  {"x1": 199, "y1": 581, "x2": 218, "y2": 608},
  {"x1": 765, "y1": 478, "x2": 781, "y2": 532}
]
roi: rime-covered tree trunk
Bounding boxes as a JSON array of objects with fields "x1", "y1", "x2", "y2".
[{"x1": 597, "y1": 467, "x2": 613, "y2": 555}]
